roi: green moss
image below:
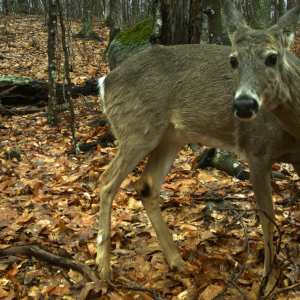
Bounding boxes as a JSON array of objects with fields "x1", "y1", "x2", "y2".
[
  {"x1": 0, "y1": 75, "x2": 33, "y2": 87},
  {"x1": 117, "y1": 18, "x2": 153, "y2": 45}
]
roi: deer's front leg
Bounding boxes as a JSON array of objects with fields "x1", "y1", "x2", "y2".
[
  {"x1": 96, "y1": 180, "x2": 114, "y2": 281},
  {"x1": 96, "y1": 145, "x2": 149, "y2": 280},
  {"x1": 248, "y1": 155, "x2": 275, "y2": 276}
]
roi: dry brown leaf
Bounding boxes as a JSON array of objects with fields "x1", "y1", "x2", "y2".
[
  {"x1": 180, "y1": 224, "x2": 198, "y2": 231},
  {"x1": 0, "y1": 287, "x2": 9, "y2": 298},
  {"x1": 68, "y1": 270, "x2": 83, "y2": 284},
  {"x1": 48, "y1": 284, "x2": 70, "y2": 296},
  {"x1": 21, "y1": 178, "x2": 44, "y2": 196},
  {"x1": 16, "y1": 209, "x2": 34, "y2": 224},
  {"x1": 109, "y1": 292, "x2": 125, "y2": 300},
  {"x1": 198, "y1": 284, "x2": 224, "y2": 300},
  {"x1": 293, "y1": 210, "x2": 300, "y2": 222},
  {"x1": 6, "y1": 263, "x2": 19, "y2": 279},
  {"x1": 200, "y1": 230, "x2": 215, "y2": 241},
  {"x1": 87, "y1": 242, "x2": 97, "y2": 257},
  {"x1": 128, "y1": 197, "x2": 142, "y2": 210}
]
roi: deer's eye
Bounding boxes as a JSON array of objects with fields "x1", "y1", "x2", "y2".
[
  {"x1": 265, "y1": 53, "x2": 278, "y2": 67},
  {"x1": 230, "y1": 56, "x2": 239, "y2": 69}
]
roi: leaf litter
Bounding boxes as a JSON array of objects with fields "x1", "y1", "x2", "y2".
[{"x1": 0, "y1": 15, "x2": 300, "y2": 300}]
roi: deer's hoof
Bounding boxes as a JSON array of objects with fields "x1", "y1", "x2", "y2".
[
  {"x1": 97, "y1": 260, "x2": 112, "y2": 281},
  {"x1": 169, "y1": 256, "x2": 186, "y2": 272},
  {"x1": 99, "y1": 266, "x2": 112, "y2": 282},
  {"x1": 261, "y1": 265, "x2": 280, "y2": 297},
  {"x1": 169, "y1": 257, "x2": 198, "y2": 275},
  {"x1": 96, "y1": 251, "x2": 112, "y2": 281}
]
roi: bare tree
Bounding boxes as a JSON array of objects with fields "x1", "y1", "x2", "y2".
[
  {"x1": 273, "y1": 0, "x2": 286, "y2": 22},
  {"x1": 189, "y1": 0, "x2": 203, "y2": 43},
  {"x1": 47, "y1": 0, "x2": 58, "y2": 125},
  {"x1": 57, "y1": 0, "x2": 78, "y2": 153},
  {"x1": 105, "y1": 0, "x2": 157, "y2": 42},
  {"x1": 287, "y1": 0, "x2": 297, "y2": 9},
  {"x1": 159, "y1": 0, "x2": 203, "y2": 45},
  {"x1": 78, "y1": 0, "x2": 95, "y2": 38},
  {"x1": 106, "y1": 0, "x2": 123, "y2": 42},
  {"x1": 3, "y1": 0, "x2": 9, "y2": 15},
  {"x1": 203, "y1": 0, "x2": 223, "y2": 44}
]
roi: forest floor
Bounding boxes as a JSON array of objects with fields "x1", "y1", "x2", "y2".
[{"x1": 1, "y1": 15, "x2": 300, "y2": 300}]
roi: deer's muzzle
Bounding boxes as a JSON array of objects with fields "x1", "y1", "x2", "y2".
[{"x1": 233, "y1": 95, "x2": 259, "y2": 120}]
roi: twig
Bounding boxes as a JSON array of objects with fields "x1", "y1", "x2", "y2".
[
  {"x1": 227, "y1": 209, "x2": 250, "y2": 300},
  {"x1": 109, "y1": 280, "x2": 162, "y2": 300},
  {"x1": 213, "y1": 208, "x2": 250, "y2": 300},
  {"x1": 272, "y1": 282, "x2": 300, "y2": 296},
  {"x1": 0, "y1": 245, "x2": 103, "y2": 292},
  {"x1": 213, "y1": 206, "x2": 283, "y2": 299},
  {"x1": 229, "y1": 280, "x2": 249, "y2": 300},
  {"x1": 219, "y1": 208, "x2": 281, "y2": 248},
  {"x1": 0, "y1": 245, "x2": 161, "y2": 298}
]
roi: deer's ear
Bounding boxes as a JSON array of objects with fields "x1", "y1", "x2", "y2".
[
  {"x1": 268, "y1": 5, "x2": 300, "y2": 48},
  {"x1": 222, "y1": 0, "x2": 250, "y2": 42}
]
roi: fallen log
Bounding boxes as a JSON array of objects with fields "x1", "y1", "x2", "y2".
[
  {"x1": 0, "y1": 75, "x2": 99, "y2": 107},
  {"x1": 196, "y1": 148, "x2": 286, "y2": 181}
]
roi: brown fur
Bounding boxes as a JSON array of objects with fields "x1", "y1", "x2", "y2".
[{"x1": 96, "y1": 2, "x2": 300, "y2": 289}]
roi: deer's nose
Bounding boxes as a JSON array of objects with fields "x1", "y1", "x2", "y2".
[{"x1": 233, "y1": 95, "x2": 259, "y2": 120}]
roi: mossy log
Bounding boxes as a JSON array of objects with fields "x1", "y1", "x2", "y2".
[
  {"x1": 107, "y1": 18, "x2": 154, "y2": 70},
  {"x1": 196, "y1": 148, "x2": 286, "y2": 180},
  {"x1": 197, "y1": 148, "x2": 249, "y2": 180},
  {"x1": 0, "y1": 75, "x2": 99, "y2": 107}
]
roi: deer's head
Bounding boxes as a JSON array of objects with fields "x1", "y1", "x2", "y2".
[{"x1": 223, "y1": 1, "x2": 300, "y2": 120}]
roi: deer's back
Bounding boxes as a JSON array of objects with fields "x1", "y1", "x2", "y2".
[{"x1": 103, "y1": 44, "x2": 236, "y2": 146}]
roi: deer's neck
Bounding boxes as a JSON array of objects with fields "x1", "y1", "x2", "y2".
[{"x1": 272, "y1": 53, "x2": 300, "y2": 138}]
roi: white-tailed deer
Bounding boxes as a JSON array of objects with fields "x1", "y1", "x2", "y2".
[{"x1": 96, "y1": 0, "x2": 300, "y2": 283}]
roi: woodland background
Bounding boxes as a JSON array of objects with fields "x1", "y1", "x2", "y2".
[{"x1": 0, "y1": 0, "x2": 300, "y2": 299}]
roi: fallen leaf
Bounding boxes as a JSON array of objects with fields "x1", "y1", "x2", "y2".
[
  {"x1": 68, "y1": 270, "x2": 83, "y2": 284},
  {"x1": 16, "y1": 209, "x2": 34, "y2": 224},
  {"x1": 198, "y1": 284, "x2": 223, "y2": 300},
  {"x1": 0, "y1": 287, "x2": 9, "y2": 298},
  {"x1": 48, "y1": 284, "x2": 70, "y2": 296},
  {"x1": 87, "y1": 242, "x2": 97, "y2": 257}
]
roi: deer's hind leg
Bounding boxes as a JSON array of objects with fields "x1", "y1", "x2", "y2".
[
  {"x1": 96, "y1": 140, "x2": 159, "y2": 281},
  {"x1": 135, "y1": 138, "x2": 185, "y2": 271}
]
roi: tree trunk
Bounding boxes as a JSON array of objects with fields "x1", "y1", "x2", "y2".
[
  {"x1": 79, "y1": 0, "x2": 94, "y2": 37},
  {"x1": 189, "y1": 0, "x2": 202, "y2": 43},
  {"x1": 287, "y1": 0, "x2": 297, "y2": 9},
  {"x1": 47, "y1": 0, "x2": 58, "y2": 125},
  {"x1": 3, "y1": 0, "x2": 9, "y2": 15},
  {"x1": 57, "y1": 0, "x2": 78, "y2": 153},
  {"x1": 132, "y1": 0, "x2": 140, "y2": 24},
  {"x1": 103, "y1": 0, "x2": 110, "y2": 20},
  {"x1": 273, "y1": 0, "x2": 286, "y2": 23},
  {"x1": 106, "y1": 0, "x2": 123, "y2": 43},
  {"x1": 160, "y1": 0, "x2": 202, "y2": 45},
  {"x1": 16, "y1": 0, "x2": 29, "y2": 14},
  {"x1": 203, "y1": 0, "x2": 223, "y2": 44}
]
